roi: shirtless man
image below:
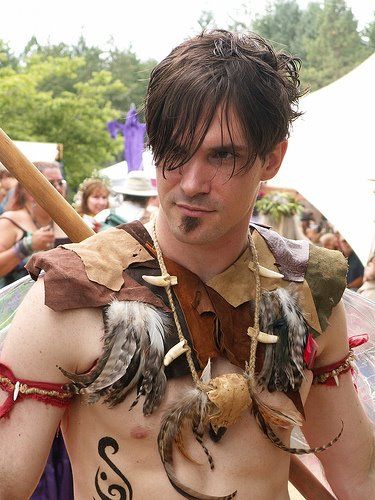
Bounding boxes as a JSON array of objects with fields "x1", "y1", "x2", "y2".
[{"x1": 0, "y1": 30, "x2": 374, "y2": 500}]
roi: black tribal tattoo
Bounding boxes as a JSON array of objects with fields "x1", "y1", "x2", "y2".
[{"x1": 94, "y1": 436, "x2": 133, "y2": 499}]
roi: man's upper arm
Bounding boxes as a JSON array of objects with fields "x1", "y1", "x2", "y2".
[
  {"x1": 0, "y1": 278, "x2": 102, "y2": 498},
  {"x1": 303, "y1": 300, "x2": 375, "y2": 499}
]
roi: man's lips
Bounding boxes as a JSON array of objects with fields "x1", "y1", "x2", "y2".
[{"x1": 176, "y1": 203, "x2": 214, "y2": 217}]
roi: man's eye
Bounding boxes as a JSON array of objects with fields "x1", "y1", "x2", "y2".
[{"x1": 211, "y1": 150, "x2": 237, "y2": 163}]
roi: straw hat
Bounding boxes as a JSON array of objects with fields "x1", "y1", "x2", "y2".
[{"x1": 112, "y1": 170, "x2": 157, "y2": 197}]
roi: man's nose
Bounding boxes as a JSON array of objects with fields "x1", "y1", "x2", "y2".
[{"x1": 179, "y1": 158, "x2": 211, "y2": 197}]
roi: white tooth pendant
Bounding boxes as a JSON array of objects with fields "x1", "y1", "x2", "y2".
[
  {"x1": 13, "y1": 381, "x2": 21, "y2": 401},
  {"x1": 247, "y1": 326, "x2": 278, "y2": 344},
  {"x1": 164, "y1": 340, "x2": 189, "y2": 366},
  {"x1": 142, "y1": 273, "x2": 178, "y2": 287},
  {"x1": 248, "y1": 261, "x2": 284, "y2": 279}
]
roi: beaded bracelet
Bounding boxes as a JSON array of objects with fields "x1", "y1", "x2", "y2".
[{"x1": 12, "y1": 235, "x2": 34, "y2": 261}]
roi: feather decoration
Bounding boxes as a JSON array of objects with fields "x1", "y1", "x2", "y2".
[
  {"x1": 252, "y1": 393, "x2": 344, "y2": 454},
  {"x1": 158, "y1": 384, "x2": 237, "y2": 500},
  {"x1": 60, "y1": 300, "x2": 169, "y2": 413},
  {"x1": 257, "y1": 286, "x2": 308, "y2": 393},
  {"x1": 249, "y1": 382, "x2": 304, "y2": 429}
]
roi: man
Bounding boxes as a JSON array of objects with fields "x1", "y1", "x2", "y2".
[{"x1": 0, "y1": 30, "x2": 374, "y2": 499}]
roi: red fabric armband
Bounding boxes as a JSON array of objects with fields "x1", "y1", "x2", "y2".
[
  {"x1": 0, "y1": 363, "x2": 73, "y2": 419},
  {"x1": 312, "y1": 351, "x2": 355, "y2": 386},
  {"x1": 310, "y1": 333, "x2": 368, "y2": 386}
]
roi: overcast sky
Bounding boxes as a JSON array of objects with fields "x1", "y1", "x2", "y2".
[{"x1": 2, "y1": 0, "x2": 374, "y2": 62}]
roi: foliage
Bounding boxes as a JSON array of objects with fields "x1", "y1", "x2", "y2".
[
  {"x1": 0, "y1": 40, "x2": 18, "y2": 69},
  {"x1": 252, "y1": 0, "x2": 303, "y2": 55},
  {"x1": 300, "y1": 0, "x2": 370, "y2": 90},
  {"x1": 215, "y1": 0, "x2": 374, "y2": 91},
  {"x1": 0, "y1": 54, "x2": 124, "y2": 191},
  {"x1": 0, "y1": 36, "x2": 156, "y2": 191},
  {"x1": 0, "y1": 1, "x2": 372, "y2": 193},
  {"x1": 362, "y1": 14, "x2": 375, "y2": 51},
  {"x1": 255, "y1": 192, "x2": 303, "y2": 224}
]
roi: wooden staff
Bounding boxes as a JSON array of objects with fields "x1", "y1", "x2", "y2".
[
  {"x1": 0, "y1": 128, "x2": 94, "y2": 243},
  {"x1": 290, "y1": 455, "x2": 336, "y2": 499}
]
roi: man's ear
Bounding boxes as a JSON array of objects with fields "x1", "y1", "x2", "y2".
[{"x1": 260, "y1": 140, "x2": 288, "y2": 181}]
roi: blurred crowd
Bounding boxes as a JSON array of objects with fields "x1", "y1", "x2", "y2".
[
  {"x1": 295, "y1": 209, "x2": 373, "y2": 298},
  {"x1": 0, "y1": 161, "x2": 158, "y2": 290},
  {"x1": 254, "y1": 186, "x2": 374, "y2": 300}
]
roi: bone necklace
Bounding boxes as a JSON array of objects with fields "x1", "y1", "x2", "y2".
[
  {"x1": 149, "y1": 218, "x2": 268, "y2": 428},
  {"x1": 147, "y1": 219, "x2": 341, "y2": 500}
]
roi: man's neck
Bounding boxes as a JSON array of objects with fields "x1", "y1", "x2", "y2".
[{"x1": 149, "y1": 215, "x2": 249, "y2": 282}]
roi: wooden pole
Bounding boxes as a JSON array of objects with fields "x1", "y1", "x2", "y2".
[
  {"x1": 0, "y1": 129, "x2": 94, "y2": 243},
  {"x1": 289, "y1": 456, "x2": 336, "y2": 500}
]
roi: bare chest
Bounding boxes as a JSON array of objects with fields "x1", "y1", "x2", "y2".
[{"x1": 63, "y1": 358, "x2": 293, "y2": 499}]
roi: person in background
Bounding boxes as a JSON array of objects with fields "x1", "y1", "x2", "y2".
[
  {"x1": 0, "y1": 161, "x2": 67, "y2": 287},
  {"x1": 101, "y1": 170, "x2": 157, "y2": 226},
  {"x1": 299, "y1": 210, "x2": 314, "y2": 236},
  {"x1": 0, "y1": 163, "x2": 18, "y2": 215},
  {"x1": 338, "y1": 237, "x2": 364, "y2": 290},
  {"x1": 74, "y1": 178, "x2": 110, "y2": 232},
  {"x1": 320, "y1": 232, "x2": 339, "y2": 250},
  {"x1": 357, "y1": 254, "x2": 375, "y2": 301}
]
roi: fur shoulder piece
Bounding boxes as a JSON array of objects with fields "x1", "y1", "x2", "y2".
[{"x1": 305, "y1": 244, "x2": 347, "y2": 332}]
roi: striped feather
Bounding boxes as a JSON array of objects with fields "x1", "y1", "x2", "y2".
[
  {"x1": 257, "y1": 286, "x2": 308, "y2": 393},
  {"x1": 158, "y1": 387, "x2": 237, "y2": 500},
  {"x1": 60, "y1": 300, "x2": 169, "y2": 414}
]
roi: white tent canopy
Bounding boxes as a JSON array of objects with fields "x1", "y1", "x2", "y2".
[
  {"x1": 269, "y1": 54, "x2": 375, "y2": 264},
  {"x1": 100, "y1": 149, "x2": 157, "y2": 190},
  {"x1": 13, "y1": 141, "x2": 61, "y2": 162}
]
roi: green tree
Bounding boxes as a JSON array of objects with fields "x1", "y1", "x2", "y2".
[
  {"x1": 228, "y1": 0, "x2": 372, "y2": 91},
  {"x1": 252, "y1": 0, "x2": 302, "y2": 54},
  {"x1": 0, "y1": 40, "x2": 18, "y2": 69},
  {"x1": 302, "y1": 0, "x2": 370, "y2": 89},
  {"x1": 106, "y1": 45, "x2": 156, "y2": 115},
  {"x1": 362, "y1": 14, "x2": 375, "y2": 51},
  {"x1": 0, "y1": 55, "x2": 125, "y2": 191}
]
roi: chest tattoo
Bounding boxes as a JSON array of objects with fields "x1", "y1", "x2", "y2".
[{"x1": 94, "y1": 436, "x2": 133, "y2": 499}]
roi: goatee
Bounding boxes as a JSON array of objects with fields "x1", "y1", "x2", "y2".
[{"x1": 179, "y1": 216, "x2": 201, "y2": 233}]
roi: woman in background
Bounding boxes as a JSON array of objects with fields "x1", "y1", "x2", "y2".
[
  {"x1": 0, "y1": 161, "x2": 67, "y2": 287},
  {"x1": 75, "y1": 178, "x2": 110, "y2": 231}
]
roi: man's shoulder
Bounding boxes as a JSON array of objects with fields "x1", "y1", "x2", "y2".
[
  {"x1": 25, "y1": 222, "x2": 156, "y2": 312},
  {"x1": 2, "y1": 277, "x2": 103, "y2": 381},
  {"x1": 253, "y1": 224, "x2": 348, "y2": 333}
]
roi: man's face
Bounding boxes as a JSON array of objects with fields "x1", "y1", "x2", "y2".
[
  {"x1": 156, "y1": 107, "x2": 285, "y2": 247},
  {"x1": 43, "y1": 167, "x2": 66, "y2": 198}
]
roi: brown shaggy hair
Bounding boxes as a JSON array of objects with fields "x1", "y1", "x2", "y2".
[{"x1": 145, "y1": 30, "x2": 306, "y2": 176}]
